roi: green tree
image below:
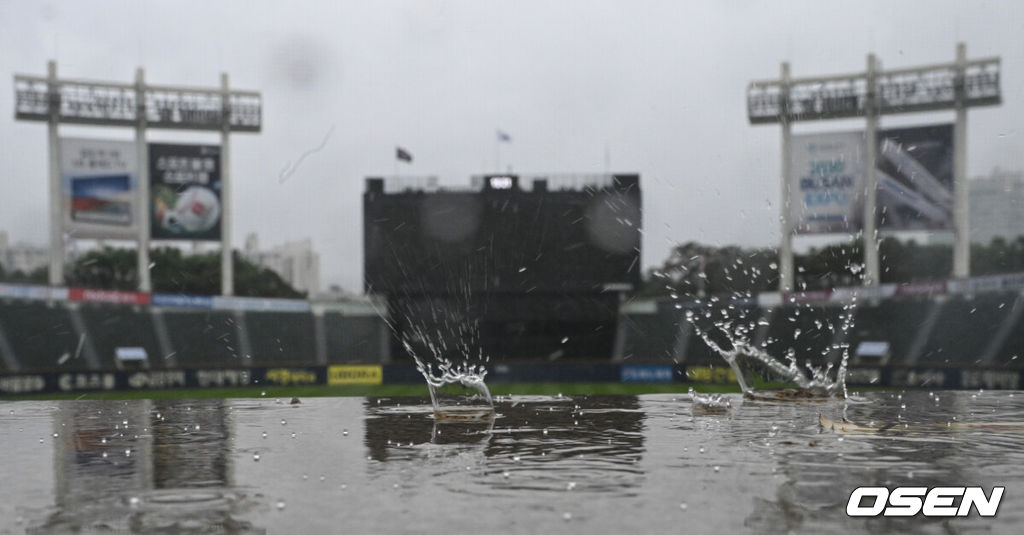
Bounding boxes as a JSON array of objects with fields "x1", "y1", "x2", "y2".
[
  {"x1": 641, "y1": 235, "x2": 1024, "y2": 298},
  {"x1": 62, "y1": 246, "x2": 304, "y2": 298}
]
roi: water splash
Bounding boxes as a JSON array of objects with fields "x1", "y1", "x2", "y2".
[
  {"x1": 685, "y1": 304, "x2": 850, "y2": 398},
  {"x1": 405, "y1": 341, "x2": 494, "y2": 420},
  {"x1": 688, "y1": 387, "x2": 732, "y2": 413}
]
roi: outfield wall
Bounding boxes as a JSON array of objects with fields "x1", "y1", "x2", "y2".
[
  {"x1": 0, "y1": 284, "x2": 389, "y2": 375},
  {"x1": 1, "y1": 362, "x2": 1020, "y2": 396},
  {"x1": 2, "y1": 272, "x2": 1024, "y2": 394}
]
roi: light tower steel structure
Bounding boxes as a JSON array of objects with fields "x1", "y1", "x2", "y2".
[{"x1": 748, "y1": 43, "x2": 1000, "y2": 291}]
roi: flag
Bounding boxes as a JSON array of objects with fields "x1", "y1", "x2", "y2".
[
  {"x1": 395, "y1": 146, "x2": 412, "y2": 163},
  {"x1": 497, "y1": 129, "x2": 512, "y2": 142}
]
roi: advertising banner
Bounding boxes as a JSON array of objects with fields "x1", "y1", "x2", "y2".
[
  {"x1": 790, "y1": 131, "x2": 865, "y2": 234},
  {"x1": 790, "y1": 124, "x2": 954, "y2": 234},
  {"x1": 59, "y1": 138, "x2": 139, "y2": 239},
  {"x1": 876, "y1": 124, "x2": 954, "y2": 231},
  {"x1": 149, "y1": 143, "x2": 222, "y2": 241}
]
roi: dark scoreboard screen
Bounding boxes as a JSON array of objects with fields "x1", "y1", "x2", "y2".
[{"x1": 363, "y1": 174, "x2": 641, "y2": 296}]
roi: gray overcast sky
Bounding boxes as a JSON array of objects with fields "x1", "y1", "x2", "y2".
[{"x1": 1, "y1": 0, "x2": 1022, "y2": 292}]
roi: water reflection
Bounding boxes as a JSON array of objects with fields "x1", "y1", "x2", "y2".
[
  {"x1": 742, "y1": 391, "x2": 1024, "y2": 533},
  {"x1": 363, "y1": 395, "x2": 647, "y2": 497},
  {"x1": 28, "y1": 399, "x2": 262, "y2": 534},
  {"x1": 0, "y1": 392, "x2": 1021, "y2": 533}
]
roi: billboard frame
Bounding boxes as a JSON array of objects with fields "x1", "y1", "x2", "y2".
[
  {"x1": 749, "y1": 43, "x2": 1000, "y2": 291},
  {"x1": 13, "y1": 62, "x2": 260, "y2": 296}
]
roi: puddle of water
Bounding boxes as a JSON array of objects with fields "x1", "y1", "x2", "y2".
[{"x1": 2, "y1": 391, "x2": 1023, "y2": 533}]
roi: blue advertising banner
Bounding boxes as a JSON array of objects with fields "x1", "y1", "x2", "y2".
[
  {"x1": 151, "y1": 293, "x2": 214, "y2": 308},
  {"x1": 621, "y1": 364, "x2": 675, "y2": 383}
]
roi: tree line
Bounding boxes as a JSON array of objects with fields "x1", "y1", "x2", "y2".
[
  {"x1": 640, "y1": 236, "x2": 1024, "y2": 298},
  {"x1": 0, "y1": 247, "x2": 304, "y2": 298},
  {"x1": 6, "y1": 236, "x2": 1024, "y2": 299}
]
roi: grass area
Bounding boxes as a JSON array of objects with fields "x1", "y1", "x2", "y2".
[{"x1": 0, "y1": 382, "x2": 746, "y2": 401}]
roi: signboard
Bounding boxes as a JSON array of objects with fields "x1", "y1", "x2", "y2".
[
  {"x1": 149, "y1": 143, "x2": 222, "y2": 241},
  {"x1": 328, "y1": 365, "x2": 383, "y2": 385},
  {"x1": 68, "y1": 288, "x2": 151, "y2": 305},
  {"x1": 13, "y1": 77, "x2": 261, "y2": 132},
  {"x1": 876, "y1": 125, "x2": 953, "y2": 231},
  {"x1": 790, "y1": 131, "x2": 865, "y2": 234},
  {"x1": 620, "y1": 364, "x2": 674, "y2": 383},
  {"x1": 748, "y1": 57, "x2": 1000, "y2": 123},
  {"x1": 790, "y1": 124, "x2": 953, "y2": 234},
  {"x1": 59, "y1": 138, "x2": 139, "y2": 239}
]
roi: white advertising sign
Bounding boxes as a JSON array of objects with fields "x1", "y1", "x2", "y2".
[{"x1": 59, "y1": 137, "x2": 139, "y2": 240}]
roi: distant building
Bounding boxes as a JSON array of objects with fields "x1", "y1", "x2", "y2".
[
  {"x1": 970, "y1": 168, "x2": 1024, "y2": 245},
  {"x1": 0, "y1": 231, "x2": 48, "y2": 275},
  {"x1": 243, "y1": 233, "x2": 321, "y2": 296}
]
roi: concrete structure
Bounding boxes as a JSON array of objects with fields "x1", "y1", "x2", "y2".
[
  {"x1": 243, "y1": 233, "x2": 321, "y2": 296},
  {"x1": 970, "y1": 169, "x2": 1024, "y2": 245}
]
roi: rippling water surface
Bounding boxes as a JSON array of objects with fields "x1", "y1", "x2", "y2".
[{"x1": 2, "y1": 391, "x2": 1023, "y2": 533}]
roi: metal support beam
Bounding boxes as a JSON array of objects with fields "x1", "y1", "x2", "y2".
[
  {"x1": 863, "y1": 53, "x2": 880, "y2": 286},
  {"x1": 953, "y1": 42, "x2": 970, "y2": 279},
  {"x1": 136, "y1": 67, "x2": 152, "y2": 292},
  {"x1": 47, "y1": 61, "x2": 63, "y2": 287},
  {"x1": 220, "y1": 72, "x2": 234, "y2": 296},
  {"x1": 778, "y1": 62, "x2": 794, "y2": 292}
]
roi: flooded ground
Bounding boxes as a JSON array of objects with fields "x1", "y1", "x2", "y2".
[{"x1": 1, "y1": 391, "x2": 1022, "y2": 534}]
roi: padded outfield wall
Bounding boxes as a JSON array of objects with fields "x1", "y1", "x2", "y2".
[
  {"x1": 3, "y1": 273, "x2": 1024, "y2": 395},
  {"x1": 0, "y1": 285, "x2": 389, "y2": 376}
]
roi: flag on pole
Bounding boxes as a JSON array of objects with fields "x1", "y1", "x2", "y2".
[
  {"x1": 497, "y1": 129, "x2": 512, "y2": 142},
  {"x1": 395, "y1": 146, "x2": 413, "y2": 163}
]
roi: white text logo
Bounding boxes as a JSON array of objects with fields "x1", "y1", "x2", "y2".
[{"x1": 847, "y1": 486, "x2": 1003, "y2": 517}]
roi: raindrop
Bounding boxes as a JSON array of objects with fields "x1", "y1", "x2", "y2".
[
  {"x1": 253, "y1": 453, "x2": 261, "y2": 462},
  {"x1": 281, "y1": 419, "x2": 287, "y2": 426},
  {"x1": 562, "y1": 512, "x2": 573, "y2": 521},
  {"x1": 276, "y1": 500, "x2": 286, "y2": 511},
  {"x1": 129, "y1": 496, "x2": 140, "y2": 507},
  {"x1": 679, "y1": 503, "x2": 688, "y2": 511}
]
